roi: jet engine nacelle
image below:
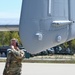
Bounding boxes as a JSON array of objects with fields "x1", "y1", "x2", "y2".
[{"x1": 19, "y1": 0, "x2": 75, "y2": 54}]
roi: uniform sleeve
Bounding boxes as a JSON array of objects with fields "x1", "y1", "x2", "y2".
[
  {"x1": 11, "y1": 48, "x2": 25, "y2": 59},
  {"x1": 6, "y1": 49, "x2": 12, "y2": 63}
]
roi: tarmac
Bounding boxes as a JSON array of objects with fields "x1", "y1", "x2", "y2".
[{"x1": 0, "y1": 62, "x2": 75, "y2": 75}]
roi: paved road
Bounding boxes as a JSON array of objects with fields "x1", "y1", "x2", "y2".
[{"x1": 0, "y1": 62, "x2": 75, "y2": 75}]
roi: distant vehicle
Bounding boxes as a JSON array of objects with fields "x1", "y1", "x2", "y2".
[
  {"x1": 53, "y1": 46, "x2": 74, "y2": 55},
  {"x1": 46, "y1": 48, "x2": 55, "y2": 55},
  {"x1": 53, "y1": 46, "x2": 61, "y2": 54},
  {"x1": 59, "y1": 48, "x2": 74, "y2": 55},
  {"x1": 34, "y1": 50, "x2": 48, "y2": 56},
  {"x1": 40, "y1": 50, "x2": 48, "y2": 55},
  {"x1": 0, "y1": 45, "x2": 10, "y2": 57}
]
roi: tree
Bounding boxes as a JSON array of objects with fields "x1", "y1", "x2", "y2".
[{"x1": 0, "y1": 31, "x2": 22, "y2": 46}]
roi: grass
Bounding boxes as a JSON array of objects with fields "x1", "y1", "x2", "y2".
[
  {"x1": 22, "y1": 59, "x2": 75, "y2": 64},
  {"x1": 1, "y1": 55, "x2": 75, "y2": 63}
]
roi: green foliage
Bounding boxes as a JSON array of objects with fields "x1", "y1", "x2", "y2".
[
  {"x1": 0, "y1": 31, "x2": 22, "y2": 46},
  {"x1": 60, "y1": 39, "x2": 75, "y2": 51}
]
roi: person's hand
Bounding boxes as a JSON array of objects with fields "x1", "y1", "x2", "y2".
[
  {"x1": 11, "y1": 45, "x2": 14, "y2": 49},
  {"x1": 20, "y1": 50, "x2": 24, "y2": 57}
]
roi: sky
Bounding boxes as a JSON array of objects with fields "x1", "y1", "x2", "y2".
[{"x1": 0, "y1": 0, "x2": 22, "y2": 19}]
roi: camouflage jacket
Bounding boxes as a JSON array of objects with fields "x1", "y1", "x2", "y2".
[{"x1": 3, "y1": 48, "x2": 25, "y2": 75}]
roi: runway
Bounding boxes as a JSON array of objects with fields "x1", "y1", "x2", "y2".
[{"x1": 0, "y1": 62, "x2": 75, "y2": 75}]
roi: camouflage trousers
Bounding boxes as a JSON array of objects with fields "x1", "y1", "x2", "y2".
[
  {"x1": 3, "y1": 67, "x2": 21, "y2": 75},
  {"x1": 3, "y1": 72, "x2": 21, "y2": 75}
]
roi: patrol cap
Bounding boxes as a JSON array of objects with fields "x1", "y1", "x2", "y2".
[
  {"x1": 11, "y1": 38, "x2": 18, "y2": 42},
  {"x1": 11, "y1": 38, "x2": 19, "y2": 47}
]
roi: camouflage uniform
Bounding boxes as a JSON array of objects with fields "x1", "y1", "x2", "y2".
[{"x1": 3, "y1": 48, "x2": 25, "y2": 75}]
